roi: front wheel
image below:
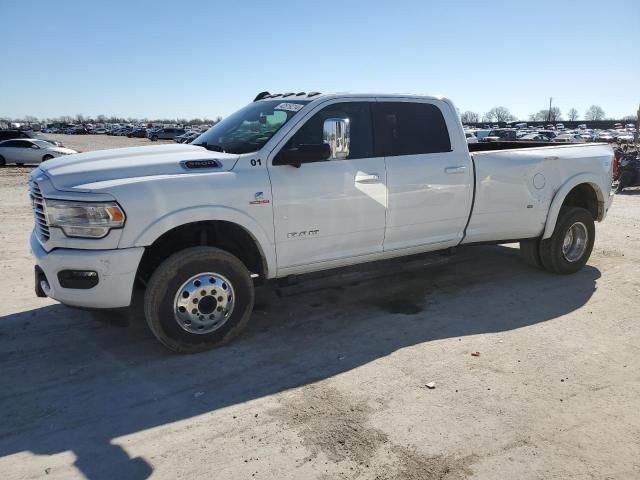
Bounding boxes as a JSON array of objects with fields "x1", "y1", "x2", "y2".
[
  {"x1": 144, "y1": 246, "x2": 255, "y2": 353},
  {"x1": 42, "y1": 154, "x2": 54, "y2": 162},
  {"x1": 151, "y1": 135, "x2": 158, "y2": 141},
  {"x1": 0, "y1": 155, "x2": 5, "y2": 166},
  {"x1": 539, "y1": 207, "x2": 595, "y2": 274}
]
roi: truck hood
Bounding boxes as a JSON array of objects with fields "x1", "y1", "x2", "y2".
[{"x1": 39, "y1": 144, "x2": 239, "y2": 191}]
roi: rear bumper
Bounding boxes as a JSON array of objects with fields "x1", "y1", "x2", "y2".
[{"x1": 31, "y1": 231, "x2": 144, "y2": 308}]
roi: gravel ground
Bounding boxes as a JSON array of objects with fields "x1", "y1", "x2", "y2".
[
  {"x1": 47, "y1": 133, "x2": 173, "y2": 153},
  {"x1": 0, "y1": 153, "x2": 639, "y2": 479}
]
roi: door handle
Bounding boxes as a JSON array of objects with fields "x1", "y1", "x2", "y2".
[
  {"x1": 355, "y1": 173, "x2": 380, "y2": 184},
  {"x1": 445, "y1": 166, "x2": 467, "y2": 174}
]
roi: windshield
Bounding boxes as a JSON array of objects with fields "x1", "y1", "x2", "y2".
[{"x1": 193, "y1": 100, "x2": 310, "y2": 154}]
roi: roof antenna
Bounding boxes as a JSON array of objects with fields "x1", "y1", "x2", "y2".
[{"x1": 253, "y1": 91, "x2": 270, "y2": 102}]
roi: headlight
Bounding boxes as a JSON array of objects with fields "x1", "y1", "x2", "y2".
[{"x1": 45, "y1": 200, "x2": 126, "y2": 238}]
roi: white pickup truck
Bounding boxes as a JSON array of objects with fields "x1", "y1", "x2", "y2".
[{"x1": 29, "y1": 93, "x2": 614, "y2": 352}]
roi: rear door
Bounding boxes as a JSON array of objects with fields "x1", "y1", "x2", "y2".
[{"x1": 374, "y1": 100, "x2": 473, "y2": 251}]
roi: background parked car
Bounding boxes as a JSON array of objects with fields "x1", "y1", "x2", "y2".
[
  {"x1": 553, "y1": 133, "x2": 585, "y2": 143},
  {"x1": 535, "y1": 130, "x2": 557, "y2": 141},
  {"x1": 0, "y1": 139, "x2": 76, "y2": 165},
  {"x1": 615, "y1": 132, "x2": 635, "y2": 143},
  {"x1": 595, "y1": 132, "x2": 614, "y2": 143},
  {"x1": 464, "y1": 131, "x2": 478, "y2": 144},
  {"x1": 174, "y1": 131, "x2": 200, "y2": 143},
  {"x1": 114, "y1": 127, "x2": 132, "y2": 136},
  {"x1": 519, "y1": 133, "x2": 546, "y2": 141},
  {"x1": 128, "y1": 127, "x2": 148, "y2": 138},
  {"x1": 483, "y1": 128, "x2": 517, "y2": 142},
  {"x1": 149, "y1": 127, "x2": 185, "y2": 141},
  {"x1": 0, "y1": 130, "x2": 63, "y2": 146}
]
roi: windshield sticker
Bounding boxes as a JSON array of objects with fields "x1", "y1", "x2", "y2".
[{"x1": 274, "y1": 102, "x2": 305, "y2": 112}]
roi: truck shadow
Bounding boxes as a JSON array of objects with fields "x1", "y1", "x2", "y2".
[{"x1": 0, "y1": 245, "x2": 600, "y2": 479}]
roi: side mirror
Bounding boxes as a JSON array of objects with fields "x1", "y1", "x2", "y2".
[
  {"x1": 323, "y1": 117, "x2": 350, "y2": 159},
  {"x1": 274, "y1": 143, "x2": 331, "y2": 167}
]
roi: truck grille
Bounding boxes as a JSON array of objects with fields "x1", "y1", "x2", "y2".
[{"x1": 29, "y1": 181, "x2": 50, "y2": 242}]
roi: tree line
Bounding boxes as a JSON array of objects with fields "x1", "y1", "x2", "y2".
[
  {"x1": 460, "y1": 105, "x2": 636, "y2": 124},
  {"x1": 3, "y1": 107, "x2": 637, "y2": 128}
]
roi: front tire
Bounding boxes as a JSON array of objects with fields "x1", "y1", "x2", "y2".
[
  {"x1": 0, "y1": 155, "x2": 5, "y2": 166},
  {"x1": 151, "y1": 135, "x2": 158, "y2": 141},
  {"x1": 42, "y1": 154, "x2": 54, "y2": 162},
  {"x1": 144, "y1": 247, "x2": 255, "y2": 353},
  {"x1": 539, "y1": 207, "x2": 595, "y2": 274}
]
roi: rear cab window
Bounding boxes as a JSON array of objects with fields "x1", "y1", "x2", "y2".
[{"x1": 373, "y1": 102, "x2": 451, "y2": 156}]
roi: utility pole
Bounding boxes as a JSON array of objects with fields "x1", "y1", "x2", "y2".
[{"x1": 547, "y1": 97, "x2": 553, "y2": 123}]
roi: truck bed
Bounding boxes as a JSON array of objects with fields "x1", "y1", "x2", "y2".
[{"x1": 463, "y1": 142, "x2": 613, "y2": 244}]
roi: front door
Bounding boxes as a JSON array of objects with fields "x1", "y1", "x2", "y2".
[{"x1": 268, "y1": 100, "x2": 387, "y2": 272}]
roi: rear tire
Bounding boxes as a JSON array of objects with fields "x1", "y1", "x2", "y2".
[
  {"x1": 151, "y1": 135, "x2": 158, "y2": 141},
  {"x1": 0, "y1": 155, "x2": 5, "y2": 166},
  {"x1": 519, "y1": 238, "x2": 542, "y2": 268},
  {"x1": 539, "y1": 207, "x2": 594, "y2": 274},
  {"x1": 144, "y1": 246, "x2": 255, "y2": 353}
]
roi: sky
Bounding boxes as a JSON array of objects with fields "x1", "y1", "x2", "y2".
[{"x1": 1, "y1": 0, "x2": 639, "y2": 121}]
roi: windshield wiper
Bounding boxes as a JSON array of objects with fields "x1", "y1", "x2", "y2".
[{"x1": 194, "y1": 142, "x2": 226, "y2": 153}]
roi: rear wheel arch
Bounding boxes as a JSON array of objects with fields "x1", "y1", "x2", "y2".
[{"x1": 543, "y1": 177, "x2": 604, "y2": 239}]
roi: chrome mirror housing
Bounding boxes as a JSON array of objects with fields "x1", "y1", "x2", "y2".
[{"x1": 323, "y1": 117, "x2": 350, "y2": 159}]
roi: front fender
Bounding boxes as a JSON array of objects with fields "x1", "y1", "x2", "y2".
[
  {"x1": 542, "y1": 173, "x2": 606, "y2": 239},
  {"x1": 127, "y1": 206, "x2": 276, "y2": 278}
]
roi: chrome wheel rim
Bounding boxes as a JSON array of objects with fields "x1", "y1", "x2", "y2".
[
  {"x1": 173, "y1": 273, "x2": 235, "y2": 334},
  {"x1": 562, "y1": 222, "x2": 588, "y2": 262}
]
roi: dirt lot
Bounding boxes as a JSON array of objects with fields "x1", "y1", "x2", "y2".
[
  {"x1": 0, "y1": 139, "x2": 639, "y2": 479},
  {"x1": 46, "y1": 133, "x2": 173, "y2": 153}
]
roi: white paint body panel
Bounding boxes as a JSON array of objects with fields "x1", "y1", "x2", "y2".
[
  {"x1": 382, "y1": 98, "x2": 473, "y2": 251},
  {"x1": 28, "y1": 94, "x2": 613, "y2": 309},
  {"x1": 463, "y1": 143, "x2": 614, "y2": 243}
]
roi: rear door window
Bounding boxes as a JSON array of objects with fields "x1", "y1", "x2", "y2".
[{"x1": 373, "y1": 102, "x2": 451, "y2": 156}]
